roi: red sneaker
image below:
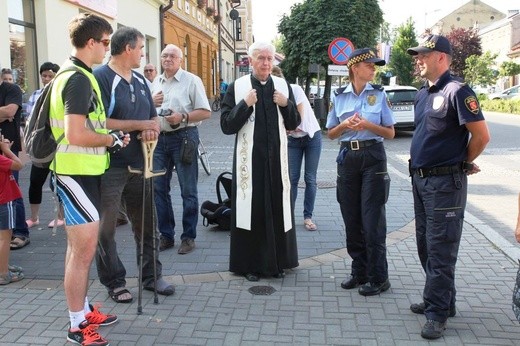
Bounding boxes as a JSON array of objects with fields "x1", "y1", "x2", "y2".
[
  {"x1": 67, "y1": 321, "x2": 109, "y2": 346},
  {"x1": 85, "y1": 304, "x2": 118, "y2": 326}
]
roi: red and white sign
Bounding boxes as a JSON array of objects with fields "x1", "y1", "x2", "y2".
[{"x1": 328, "y1": 38, "x2": 355, "y2": 65}]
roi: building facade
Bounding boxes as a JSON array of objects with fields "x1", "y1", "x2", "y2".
[
  {"x1": 428, "y1": 0, "x2": 506, "y2": 34},
  {"x1": 2, "y1": 0, "x2": 166, "y2": 96},
  {"x1": 479, "y1": 11, "x2": 520, "y2": 89},
  {"x1": 162, "y1": 0, "x2": 220, "y2": 97}
]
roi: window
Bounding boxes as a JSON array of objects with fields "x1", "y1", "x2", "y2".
[{"x1": 8, "y1": 0, "x2": 37, "y2": 94}]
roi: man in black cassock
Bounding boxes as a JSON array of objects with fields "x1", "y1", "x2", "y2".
[{"x1": 220, "y1": 42, "x2": 300, "y2": 282}]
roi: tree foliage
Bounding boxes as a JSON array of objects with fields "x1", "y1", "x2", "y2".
[
  {"x1": 444, "y1": 27, "x2": 481, "y2": 78},
  {"x1": 387, "y1": 18, "x2": 417, "y2": 86},
  {"x1": 463, "y1": 51, "x2": 498, "y2": 87},
  {"x1": 499, "y1": 61, "x2": 520, "y2": 78},
  {"x1": 278, "y1": 0, "x2": 383, "y2": 99}
]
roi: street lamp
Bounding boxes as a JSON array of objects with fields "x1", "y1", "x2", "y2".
[{"x1": 230, "y1": 7, "x2": 239, "y2": 80}]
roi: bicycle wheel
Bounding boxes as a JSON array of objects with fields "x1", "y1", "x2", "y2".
[
  {"x1": 198, "y1": 139, "x2": 211, "y2": 175},
  {"x1": 211, "y1": 98, "x2": 221, "y2": 112}
]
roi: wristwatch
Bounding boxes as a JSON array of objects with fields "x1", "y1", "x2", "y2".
[{"x1": 181, "y1": 113, "x2": 187, "y2": 124}]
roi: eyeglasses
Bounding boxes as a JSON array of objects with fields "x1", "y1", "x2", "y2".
[
  {"x1": 95, "y1": 38, "x2": 111, "y2": 47},
  {"x1": 144, "y1": 69, "x2": 155, "y2": 72},
  {"x1": 161, "y1": 54, "x2": 181, "y2": 60}
]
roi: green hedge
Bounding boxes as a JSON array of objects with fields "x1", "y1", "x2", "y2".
[{"x1": 479, "y1": 98, "x2": 520, "y2": 115}]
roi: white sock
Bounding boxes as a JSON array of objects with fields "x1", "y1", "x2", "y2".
[
  {"x1": 69, "y1": 310, "x2": 86, "y2": 329},
  {"x1": 84, "y1": 297, "x2": 90, "y2": 314}
]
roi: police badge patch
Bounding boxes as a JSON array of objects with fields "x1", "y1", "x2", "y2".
[
  {"x1": 464, "y1": 96, "x2": 480, "y2": 115},
  {"x1": 367, "y1": 95, "x2": 376, "y2": 106}
]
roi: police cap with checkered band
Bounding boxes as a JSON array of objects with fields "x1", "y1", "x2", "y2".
[
  {"x1": 407, "y1": 34, "x2": 452, "y2": 56},
  {"x1": 346, "y1": 48, "x2": 385, "y2": 69}
]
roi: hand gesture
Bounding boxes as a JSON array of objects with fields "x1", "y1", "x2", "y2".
[
  {"x1": 342, "y1": 113, "x2": 363, "y2": 130},
  {"x1": 153, "y1": 91, "x2": 164, "y2": 107},
  {"x1": 273, "y1": 90, "x2": 288, "y2": 107},
  {"x1": 465, "y1": 162, "x2": 481, "y2": 175},
  {"x1": 244, "y1": 89, "x2": 257, "y2": 107},
  {"x1": 0, "y1": 137, "x2": 13, "y2": 154},
  {"x1": 140, "y1": 129, "x2": 158, "y2": 142}
]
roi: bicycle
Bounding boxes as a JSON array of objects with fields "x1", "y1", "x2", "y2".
[
  {"x1": 198, "y1": 137, "x2": 211, "y2": 175},
  {"x1": 211, "y1": 94, "x2": 222, "y2": 112}
]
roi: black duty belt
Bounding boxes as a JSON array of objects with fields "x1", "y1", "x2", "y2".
[
  {"x1": 340, "y1": 139, "x2": 379, "y2": 151},
  {"x1": 413, "y1": 164, "x2": 462, "y2": 178}
]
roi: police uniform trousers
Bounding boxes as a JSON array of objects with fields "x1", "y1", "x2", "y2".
[
  {"x1": 412, "y1": 169, "x2": 467, "y2": 322},
  {"x1": 336, "y1": 142, "x2": 390, "y2": 283}
]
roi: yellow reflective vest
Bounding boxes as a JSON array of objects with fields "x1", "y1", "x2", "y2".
[{"x1": 49, "y1": 63, "x2": 109, "y2": 175}]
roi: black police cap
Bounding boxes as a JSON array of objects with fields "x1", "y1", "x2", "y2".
[
  {"x1": 347, "y1": 48, "x2": 385, "y2": 69},
  {"x1": 407, "y1": 34, "x2": 452, "y2": 56}
]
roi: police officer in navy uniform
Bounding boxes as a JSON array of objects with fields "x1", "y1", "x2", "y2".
[
  {"x1": 407, "y1": 35, "x2": 490, "y2": 339},
  {"x1": 326, "y1": 48, "x2": 395, "y2": 297}
]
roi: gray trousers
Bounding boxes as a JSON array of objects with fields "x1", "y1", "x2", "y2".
[{"x1": 95, "y1": 167, "x2": 162, "y2": 290}]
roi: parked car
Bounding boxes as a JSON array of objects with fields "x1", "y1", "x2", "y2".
[
  {"x1": 308, "y1": 85, "x2": 339, "y2": 107},
  {"x1": 383, "y1": 85, "x2": 417, "y2": 131},
  {"x1": 488, "y1": 85, "x2": 519, "y2": 100}
]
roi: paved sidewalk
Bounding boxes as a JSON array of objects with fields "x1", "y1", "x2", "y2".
[{"x1": 2, "y1": 112, "x2": 519, "y2": 345}]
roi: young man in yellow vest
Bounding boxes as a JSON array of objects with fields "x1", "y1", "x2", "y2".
[{"x1": 48, "y1": 13, "x2": 129, "y2": 346}]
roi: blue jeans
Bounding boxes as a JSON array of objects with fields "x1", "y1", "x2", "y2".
[
  {"x1": 153, "y1": 127, "x2": 199, "y2": 241},
  {"x1": 287, "y1": 131, "x2": 322, "y2": 219},
  {"x1": 11, "y1": 149, "x2": 28, "y2": 238}
]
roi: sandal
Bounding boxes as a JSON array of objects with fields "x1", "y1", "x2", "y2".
[
  {"x1": 109, "y1": 287, "x2": 133, "y2": 303},
  {"x1": 10, "y1": 236, "x2": 30, "y2": 250},
  {"x1": 0, "y1": 271, "x2": 24, "y2": 285},
  {"x1": 48, "y1": 219, "x2": 65, "y2": 228},
  {"x1": 304, "y1": 219, "x2": 317, "y2": 231},
  {"x1": 25, "y1": 219, "x2": 39, "y2": 228},
  {"x1": 8, "y1": 264, "x2": 23, "y2": 273}
]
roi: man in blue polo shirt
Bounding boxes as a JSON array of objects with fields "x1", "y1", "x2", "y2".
[
  {"x1": 407, "y1": 35, "x2": 490, "y2": 339},
  {"x1": 94, "y1": 26, "x2": 174, "y2": 304}
]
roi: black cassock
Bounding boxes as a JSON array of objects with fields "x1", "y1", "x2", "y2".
[{"x1": 220, "y1": 75, "x2": 300, "y2": 277}]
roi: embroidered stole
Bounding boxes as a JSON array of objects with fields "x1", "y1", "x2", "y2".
[{"x1": 234, "y1": 75, "x2": 292, "y2": 232}]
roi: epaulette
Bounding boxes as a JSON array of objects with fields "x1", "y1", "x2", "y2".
[
  {"x1": 334, "y1": 87, "x2": 346, "y2": 96},
  {"x1": 370, "y1": 83, "x2": 384, "y2": 91}
]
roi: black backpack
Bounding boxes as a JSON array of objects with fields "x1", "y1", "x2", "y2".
[
  {"x1": 200, "y1": 171, "x2": 232, "y2": 231},
  {"x1": 23, "y1": 65, "x2": 87, "y2": 168}
]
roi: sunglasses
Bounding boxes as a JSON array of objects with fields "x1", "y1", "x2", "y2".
[
  {"x1": 95, "y1": 38, "x2": 111, "y2": 47},
  {"x1": 144, "y1": 69, "x2": 155, "y2": 72}
]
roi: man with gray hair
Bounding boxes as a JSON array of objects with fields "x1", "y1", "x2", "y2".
[
  {"x1": 220, "y1": 42, "x2": 300, "y2": 281},
  {"x1": 151, "y1": 44, "x2": 211, "y2": 254},
  {"x1": 94, "y1": 26, "x2": 174, "y2": 303}
]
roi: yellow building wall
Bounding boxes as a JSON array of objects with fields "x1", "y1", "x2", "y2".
[{"x1": 163, "y1": 11, "x2": 218, "y2": 98}]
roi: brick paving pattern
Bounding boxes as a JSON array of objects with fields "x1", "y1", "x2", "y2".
[{"x1": 1, "y1": 111, "x2": 519, "y2": 345}]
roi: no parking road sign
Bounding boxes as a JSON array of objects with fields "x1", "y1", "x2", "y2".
[{"x1": 328, "y1": 37, "x2": 354, "y2": 65}]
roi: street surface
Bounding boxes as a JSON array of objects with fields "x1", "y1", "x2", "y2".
[{"x1": 1, "y1": 110, "x2": 519, "y2": 345}]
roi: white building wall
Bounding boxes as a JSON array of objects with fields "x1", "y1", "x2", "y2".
[{"x1": 2, "y1": 0, "x2": 164, "y2": 76}]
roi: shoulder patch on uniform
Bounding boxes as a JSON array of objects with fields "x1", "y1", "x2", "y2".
[
  {"x1": 370, "y1": 83, "x2": 383, "y2": 91},
  {"x1": 464, "y1": 96, "x2": 480, "y2": 115}
]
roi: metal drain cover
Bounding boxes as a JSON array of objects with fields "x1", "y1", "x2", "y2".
[{"x1": 248, "y1": 285, "x2": 276, "y2": 295}]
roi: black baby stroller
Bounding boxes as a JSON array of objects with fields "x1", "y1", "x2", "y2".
[{"x1": 200, "y1": 171, "x2": 232, "y2": 231}]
